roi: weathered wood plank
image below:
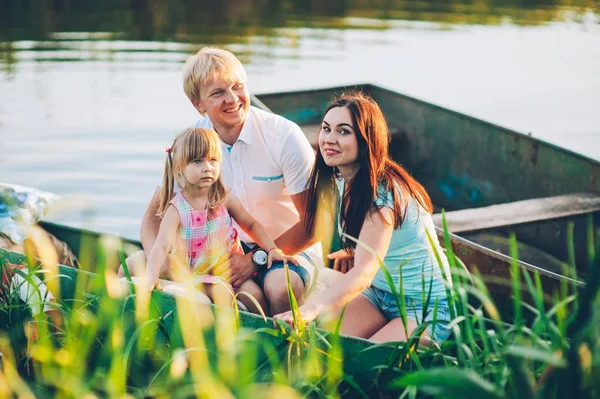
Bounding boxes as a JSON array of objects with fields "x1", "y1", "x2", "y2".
[{"x1": 432, "y1": 192, "x2": 600, "y2": 233}]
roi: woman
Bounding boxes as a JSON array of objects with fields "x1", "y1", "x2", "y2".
[{"x1": 273, "y1": 92, "x2": 452, "y2": 344}]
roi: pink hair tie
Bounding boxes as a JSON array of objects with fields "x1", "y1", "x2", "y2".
[{"x1": 165, "y1": 147, "x2": 172, "y2": 153}]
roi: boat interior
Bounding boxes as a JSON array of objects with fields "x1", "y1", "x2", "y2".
[{"x1": 255, "y1": 85, "x2": 600, "y2": 280}]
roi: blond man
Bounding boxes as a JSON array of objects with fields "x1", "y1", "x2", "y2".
[{"x1": 138, "y1": 47, "x2": 323, "y2": 315}]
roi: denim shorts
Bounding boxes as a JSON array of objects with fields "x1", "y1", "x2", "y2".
[
  {"x1": 242, "y1": 240, "x2": 313, "y2": 293},
  {"x1": 252, "y1": 260, "x2": 311, "y2": 293},
  {"x1": 361, "y1": 285, "x2": 452, "y2": 342}
]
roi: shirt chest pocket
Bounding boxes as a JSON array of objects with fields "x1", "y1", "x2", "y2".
[{"x1": 249, "y1": 173, "x2": 285, "y2": 202}]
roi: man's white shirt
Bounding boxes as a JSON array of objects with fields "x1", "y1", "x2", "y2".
[{"x1": 163, "y1": 106, "x2": 324, "y2": 273}]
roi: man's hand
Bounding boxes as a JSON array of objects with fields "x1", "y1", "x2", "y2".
[
  {"x1": 214, "y1": 252, "x2": 256, "y2": 289},
  {"x1": 327, "y1": 249, "x2": 354, "y2": 274}
]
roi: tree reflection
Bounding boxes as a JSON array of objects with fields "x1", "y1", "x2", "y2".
[{"x1": 0, "y1": 0, "x2": 597, "y2": 42}]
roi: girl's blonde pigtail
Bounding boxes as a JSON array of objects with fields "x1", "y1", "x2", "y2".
[{"x1": 156, "y1": 149, "x2": 175, "y2": 217}]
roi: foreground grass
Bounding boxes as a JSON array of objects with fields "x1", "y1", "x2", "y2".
[{"x1": 0, "y1": 217, "x2": 598, "y2": 398}]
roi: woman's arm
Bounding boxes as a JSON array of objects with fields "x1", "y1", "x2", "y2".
[
  {"x1": 145, "y1": 206, "x2": 179, "y2": 291},
  {"x1": 274, "y1": 190, "x2": 317, "y2": 254},
  {"x1": 274, "y1": 207, "x2": 395, "y2": 324}
]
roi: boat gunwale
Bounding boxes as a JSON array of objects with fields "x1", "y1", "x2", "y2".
[
  {"x1": 38, "y1": 219, "x2": 584, "y2": 286},
  {"x1": 439, "y1": 226, "x2": 583, "y2": 286},
  {"x1": 255, "y1": 83, "x2": 600, "y2": 169}
]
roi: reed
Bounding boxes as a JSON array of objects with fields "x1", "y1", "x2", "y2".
[{"x1": 0, "y1": 212, "x2": 598, "y2": 398}]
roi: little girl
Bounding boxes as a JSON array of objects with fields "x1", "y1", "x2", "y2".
[{"x1": 145, "y1": 127, "x2": 297, "y2": 312}]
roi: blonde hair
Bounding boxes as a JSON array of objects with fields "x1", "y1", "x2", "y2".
[
  {"x1": 157, "y1": 128, "x2": 227, "y2": 217},
  {"x1": 182, "y1": 47, "x2": 247, "y2": 109}
]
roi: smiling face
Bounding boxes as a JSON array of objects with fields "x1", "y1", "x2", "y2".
[
  {"x1": 194, "y1": 71, "x2": 250, "y2": 137},
  {"x1": 318, "y1": 106, "x2": 360, "y2": 179}
]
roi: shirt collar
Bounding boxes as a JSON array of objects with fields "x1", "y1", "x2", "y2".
[{"x1": 235, "y1": 106, "x2": 254, "y2": 145}]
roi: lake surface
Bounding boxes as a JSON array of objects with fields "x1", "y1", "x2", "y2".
[{"x1": 1, "y1": 1, "x2": 599, "y2": 239}]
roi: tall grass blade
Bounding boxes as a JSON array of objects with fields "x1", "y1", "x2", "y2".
[
  {"x1": 568, "y1": 242, "x2": 600, "y2": 339},
  {"x1": 586, "y1": 215, "x2": 596, "y2": 272},
  {"x1": 390, "y1": 368, "x2": 505, "y2": 399},
  {"x1": 508, "y1": 233, "x2": 522, "y2": 328}
]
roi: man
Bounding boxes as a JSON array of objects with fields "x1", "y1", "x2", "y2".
[{"x1": 138, "y1": 47, "x2": 323, "y2": 315}]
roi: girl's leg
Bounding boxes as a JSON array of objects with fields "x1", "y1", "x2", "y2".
[
  {"x1": 237, "y1": 279, "x2": 269, "y2": 315},
  {"x1": 118, "y1": 250, "x2": 170, "y2": 278},
  {"x1": 368, "y1": 317, "x2": 432, "y2": 345},
  {"x1": 207, "y1": 281, "x2": 236, "y2": 307},
  {"x1": 330, "y1": 295, "x2": 388, "y2": 339},
  {"x1": 118, "y1": 250, "x2": 146, "y2": 277}
]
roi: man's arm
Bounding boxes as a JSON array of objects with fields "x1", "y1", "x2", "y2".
[
  {"x1": 140, "y1": 187, "x2": 162, "y2": 255},
  {"x1": 225, "y1": 191, "x2": 314, "y2": 288}
]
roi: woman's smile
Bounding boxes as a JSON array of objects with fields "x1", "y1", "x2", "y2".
[{"x1": 323, "y1": 147, "x2": 341, "y2": 157}]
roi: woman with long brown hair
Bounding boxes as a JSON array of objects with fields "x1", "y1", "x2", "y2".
[{"x1": 274, "y1": 92, "x2": 452, "y2": 343}]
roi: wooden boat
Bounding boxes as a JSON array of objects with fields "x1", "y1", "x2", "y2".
[
  {"x1": 4, "y1": 83, "x2": 597, "y2": 313},
  {"x1": 1, "y1": 84, "x2": 598, "y2": 395},
  {"x1": 0, "y1": 245, "x2": 407, "y2": 397},
  {"x1": 253, "y1": 84, "x2": 600, "y2": 293}
]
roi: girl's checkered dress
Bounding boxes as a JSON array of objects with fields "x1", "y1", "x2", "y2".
[{"x1": 170, "y1": 192, "x2": 243, "y2": 276}]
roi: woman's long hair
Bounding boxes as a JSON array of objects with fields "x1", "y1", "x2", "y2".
[
  {"x1": 157, "y1": 127, "x2": 227, "y2": 217},
  {"x1": 304, "y1": 92, "x2": 433, "y2": 251}
]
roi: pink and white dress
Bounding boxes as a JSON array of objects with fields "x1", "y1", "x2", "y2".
[{"x1": 170, "y1": 192, "x2": 243, "y2": 284}]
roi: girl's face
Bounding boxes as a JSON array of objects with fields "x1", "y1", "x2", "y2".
[
  {"x1": 180, "y1": 156, "x2": 221, "y2": 190},
  {"x1": 318, "y1": 106, "x2": 360, "y2": 179}
]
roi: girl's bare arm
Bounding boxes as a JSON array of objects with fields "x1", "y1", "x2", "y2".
[
  {"x1": 145, "y1": 206, "x2": 180, "y2": 290},
  {"x1": 226, "y1": 195, "x2": 278, "y2": 251},
  {"x1": 226, "y1": 195, "x2": 298, "y2": 267}
]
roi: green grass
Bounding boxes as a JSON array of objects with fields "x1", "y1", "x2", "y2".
[{"x1": 0, "y1": 213, "x2": 598, "y2": 398}]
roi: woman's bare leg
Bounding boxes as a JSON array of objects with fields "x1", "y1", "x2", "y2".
[
  {"x1": 368, "y1": 317, "x2": 432, "y2": 345},
  {"x1": 329, "y1": 295, "x2": 388, "y2": 339}
]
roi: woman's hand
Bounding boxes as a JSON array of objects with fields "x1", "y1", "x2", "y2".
[
  {"x1": 267, "y1": 248, "x2": 299, "y2": 269},
  {"x1": 272, "y1": 303, "x2": 322, "y2": 328},
  {"x1": 327, "y1": 249, "x2": 354, "y2": 273}
]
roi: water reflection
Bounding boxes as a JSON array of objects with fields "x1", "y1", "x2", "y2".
[
  {"x1": 1, "y1": 0, "x2": 597, "y2": 72},
  {"x1": 2, "y1": 0, "x2": 598, "y2": 43},
  {"x1": 1, "y1": 0, "x2": 598, "y2": 239}
]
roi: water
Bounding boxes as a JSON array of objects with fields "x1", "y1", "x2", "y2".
[{"x1": 1, "y1": 1, "x2": 599, "y2": 240}]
